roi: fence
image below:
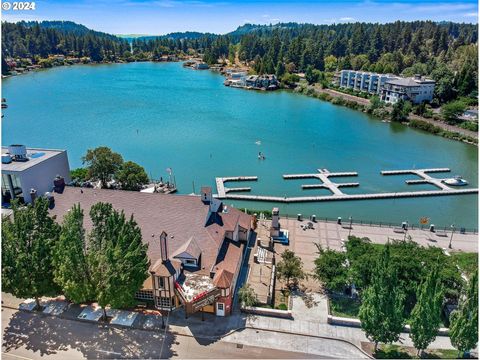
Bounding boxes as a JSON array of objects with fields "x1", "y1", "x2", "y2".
[{"x1": 249, "y1": 210, "x2": 477, "y2": 234}]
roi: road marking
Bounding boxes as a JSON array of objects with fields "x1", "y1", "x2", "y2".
[
  {"x1": 2, "y1": 352, "x2": 33, "y2": 360},
  {"x1": 96, "y1": 349, "x2": 122, "y2": 356}
]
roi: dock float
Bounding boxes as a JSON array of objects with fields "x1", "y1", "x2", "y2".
[{"x1": 221, "y1": 188, "x2": 478, "y2": 203}]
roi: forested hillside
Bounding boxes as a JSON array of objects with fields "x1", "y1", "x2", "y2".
[
  {"x1": 202, "y1": 21, "x2": 478, "y2": 100},
  {"x1": 2, "y1": 21, "x2": 130, "y2": 62}
]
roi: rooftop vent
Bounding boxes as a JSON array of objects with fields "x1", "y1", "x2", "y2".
[
  {"x1": 8, "y1": 144, "x2": 28, "y2": 162},
  {"x1": 1, "y1": 155, "x2": 12, "y2": 164}
]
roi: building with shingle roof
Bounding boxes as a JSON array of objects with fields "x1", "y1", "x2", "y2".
[{"x1": 48, "y1": 185, "x2": 253, "y2": 317}]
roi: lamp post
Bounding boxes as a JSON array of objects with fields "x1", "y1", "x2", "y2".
[
  {"x1": 348, "y1": 216, "x2": 353, "y2": 237},
  {"x1": 449, "y1": 224, "x2": 455, "y2": 249}
]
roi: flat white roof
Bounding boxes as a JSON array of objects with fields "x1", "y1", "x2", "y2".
[{"x1": 1, "y1": 147, "x2": 66, "y2": 172}]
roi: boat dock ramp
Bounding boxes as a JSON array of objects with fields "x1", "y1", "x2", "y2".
[{"x1": 214, "y1": 168, "x2": 478, "y2": 203}]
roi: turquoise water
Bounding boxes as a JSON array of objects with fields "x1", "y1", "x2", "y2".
[{"x1": 2, "y1": 62, "x2": 478, "y2": 228}]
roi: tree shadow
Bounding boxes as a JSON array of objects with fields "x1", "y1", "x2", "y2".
[
  {"x1": 2, "y1": 309, "x2": 177, "y2": 358},
  {"x1": 167, "y1": 307, "x2": 248, "y2": 346}
]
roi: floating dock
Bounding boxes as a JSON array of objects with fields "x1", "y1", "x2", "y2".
[
  {"x1": 219, "y1": 188, "x2": 478, "y2": 203},
  {"x1": 214, "y1": 168, "x2": 478, "y2": 203}
]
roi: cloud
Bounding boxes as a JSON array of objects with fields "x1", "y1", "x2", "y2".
[
  {"x1": 464, "y1": 12, "x2": 478, "y2": 17},
  {"x1": 339, "y1": 17, "x2": 355, "y2": 22}
]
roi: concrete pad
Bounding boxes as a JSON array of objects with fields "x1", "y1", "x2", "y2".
[
  {"x1": 107, "y1": 309, "x2": 138, "y2": 327},
  {"x1": 77, "y1": 305, "x2": 103, "y2": 321},
  {"x1": 43, "y1": 300, "x2": 68, "y2": 315},
  {"x1": 142, "y1": 314, "x2": 165, "y2": 331}
]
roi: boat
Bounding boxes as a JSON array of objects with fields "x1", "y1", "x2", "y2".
[
  {"x1": 442, "y1": 176, "x2": 468, "y2": 186},
  {"x1": 255, "y1": 140, "x2": 261, "y2": 145}
]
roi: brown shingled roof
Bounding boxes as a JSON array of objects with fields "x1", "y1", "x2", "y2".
[
  {"x1": 213, "y1": 269, "x2": 234, "y2": 289},
  {"x1": 48, "y1": 187, "x2": 251, "y2": 279}
]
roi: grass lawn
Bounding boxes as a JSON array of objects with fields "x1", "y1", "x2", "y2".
[
  {"x1": 329, "y1": 296, "x2": 361, "y2": 318},
  {"x1": 362, "y1": 343, "x2": 468, "y2": 359},
  {"x1": 449, "y1": 252, "x2": 478, "y2": 276}
]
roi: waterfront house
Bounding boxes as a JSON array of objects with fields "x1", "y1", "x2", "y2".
[
  {"x1": 381, "y1": 75, "x2": 435, "y2": 104},
  {"x1": 1, "y1": 145, "x2": 71, "y2": 205},
  {"x1": 48, "y1": 186, "x2": 254, "y2": 317},
  {"x1": 244, "y1": 74, "x2": 279, "y2": 89}
]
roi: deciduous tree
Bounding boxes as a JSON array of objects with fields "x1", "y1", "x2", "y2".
[
  {"x1": 115, "y1": 161, "x2": 149, "y2": 191},
  {"x1": 82, "y1": 146, "x2": 123, "y2": 188},
  {"x1": 410, "y1": 263, "x2": 444, "y2": 355},
  {"x1": 276, "y1": 250, "x2": 306, "y2": 289},
  {"x1": 358, "y1": 244, "x2": 405, "y2": 352},
  {"x1": 2, "y1": 198, "x2": 61, "y2": 309},
  {"x1": 449, "y1": 271, "x2": 478, "y2": 357}
]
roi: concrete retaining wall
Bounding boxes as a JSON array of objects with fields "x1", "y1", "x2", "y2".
[
  {"x1": 327, "y1": 315, "x2": 449, "y2": 336},
  {"x1": 242, "y1": 306, "x2": 293, "y2": 319}
]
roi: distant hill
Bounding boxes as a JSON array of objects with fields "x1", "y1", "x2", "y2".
[
  {"x1": 19, "y1": 20, "x2": 122, "y2": 41},
  {"x1": 228, "y1": 22, "x2": 304, "y2": 36}
]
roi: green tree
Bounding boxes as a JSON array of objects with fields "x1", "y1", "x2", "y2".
[
  {"x1": 305, "y1": 65, "x2": 319, "y2": 85},
  {"x1": 70, "y1": 167, "x2": 89, "y2": 182},
  {"x1": 275, "y1": 61, "x2": 285, "y2": 78},
  {"x1": 313, "y1": 244, "x2": 349, "y2": 292},
  {"x1": 449, "y1": 271, "x2": 478, "y2": 357},
  {"x1": 359, "y1": 244, "x2": 405, "y2": 352},
  {"x1": 367, "y1": 96, "x2": 383, "y2": 114},
  {"x1": 441, "y1": 101, "x2": 467, "y2": 124},
  {"x1": 88, "y1": 202, "x2": 149, "y2": 319},
  {"x1": 390, "y1": 99, "x2": 411, "y2": 122},
  {"x1": 276, "y1": 250, "x2": 306, "y2": 288},
  {"x1": 82, "y1": 146, "x2": 123, "y2": 188},
  {"x1": 2, "y1": 198, "x2": 61, "y2": 309},
  {"x1": 115, "y1": 161, "x2": 149, "y2": 191},
  {"x1": 238, "y1": 283, "x2": 257, "y2": 307},
  {"x1": 410, "y1": 263, "x2": 444, "y2": 356},
  {"x1": 53, "y1": 204, "x2": 93, "y2": 303},
  {"x1": 324, "y1": 55, "x2": 338, "y2": 72}
]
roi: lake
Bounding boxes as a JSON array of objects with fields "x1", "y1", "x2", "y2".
[{"x1": 2, "y1": 62, "x2": 478, "y2": 229}]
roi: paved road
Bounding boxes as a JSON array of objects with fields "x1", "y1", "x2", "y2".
[{"x1": 1, "y1": 307, "x2": 321, "y2": 359}]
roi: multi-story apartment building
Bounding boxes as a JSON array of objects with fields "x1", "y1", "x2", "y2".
[
  {"x1": 336, "y1": 70, "x2": 435, "y2": 104},
  {"x1": 337, "y1": 70, "x2": 398, "y2": 95},
  {"x1": 380, "y1": 75, "x2": 436, "y2": 104}
]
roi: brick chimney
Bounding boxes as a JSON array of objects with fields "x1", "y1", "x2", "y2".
[{"x1": 160, "y1": 231, "x2": 168, "y2": 263}]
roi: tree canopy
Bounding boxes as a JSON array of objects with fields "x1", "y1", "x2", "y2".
[
  {"x1": 82, "y1": 146, "x2": 124, "y2": 188},
  {"x1": 115, "y1": 161, "x2": 149, "y2": 191},
  {"x1": 276, "y1": 249, "x2": 306, "y2": 288},
  {"x1": 2, "y1": 198, "x2": 61, "y2": 308}
]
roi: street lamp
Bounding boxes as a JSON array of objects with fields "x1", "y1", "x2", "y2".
[
  {"x1": 449, "y1": 224, "x2": 455, "y2": 249},
  {"x1": 348, "y1": 216, "x2": 353, "y2": 237}
]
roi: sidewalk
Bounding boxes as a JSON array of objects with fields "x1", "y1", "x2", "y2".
[{"x1": 2, "y1": 292, "x2": 456, "y2": 352}]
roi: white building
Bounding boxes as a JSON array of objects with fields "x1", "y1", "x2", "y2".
[
  {"x1": 1, "y1": 145, "x2": 71, "y2": 204},
  {"x1": 337, "y1": 70, "x2": 398, "y2": 95},
  {"x1": 381, "y1": 75, "x2": 435, "y2": 104}
]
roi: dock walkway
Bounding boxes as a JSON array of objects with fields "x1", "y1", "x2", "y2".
[{"x1": 214, "y1": 168, "x2": 478, "y2": 203}]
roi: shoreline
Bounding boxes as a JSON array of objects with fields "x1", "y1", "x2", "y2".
[{"x1": 295, "y1": 84, "x2": 478, "y2": 146}]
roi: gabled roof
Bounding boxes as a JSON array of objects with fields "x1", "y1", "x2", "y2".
[
  {"x1": 48, "y1": 187, "x2": 253, "y2": 278},
  {"x1": 213, "y1": 269, "x2": 234, "y2": 289},
  {"x1": 150, "y1": 258, "x2": 182, "y2": 277},
  {"x1": 172, "y1": 236, "x2": 202, "y2": 260}
]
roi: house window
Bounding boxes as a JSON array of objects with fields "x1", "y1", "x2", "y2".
[
  {"x1": 157, "y1": 277, "x2": 165, "y2": 289},
  {"x1": 184, "y1": 259, "x2": 197, "y2": 266},
  {"x1": 217, "y1": 303, "x2": 224, "y2": 311},
  {"x1": 158, "y1": 297, "x2": 172, "y2": 308},
  {"x1": 222, "y1": 288, "x2": 230, "y2": 297},
  {"x1": 135, "y1": 290, "x2": 154, "y2": 300}
]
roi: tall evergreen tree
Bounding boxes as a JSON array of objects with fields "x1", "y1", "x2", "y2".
[
  {"x1": 449, "y1": 271, "x2": 478, "y2": 357},
  {"x1": 359, "y1": 244, "x2": 405, "y2": 352},
  {"x1": 410, "y1": 263, "x2": 444, "y2": 356},
  {"x1": 2, "y1": 198, "x2": 61, "y2": 309}
]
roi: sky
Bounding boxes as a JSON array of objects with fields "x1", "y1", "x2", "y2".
[{"x1": 2, "y1": 0, "x2": 478, "y2": 35}]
